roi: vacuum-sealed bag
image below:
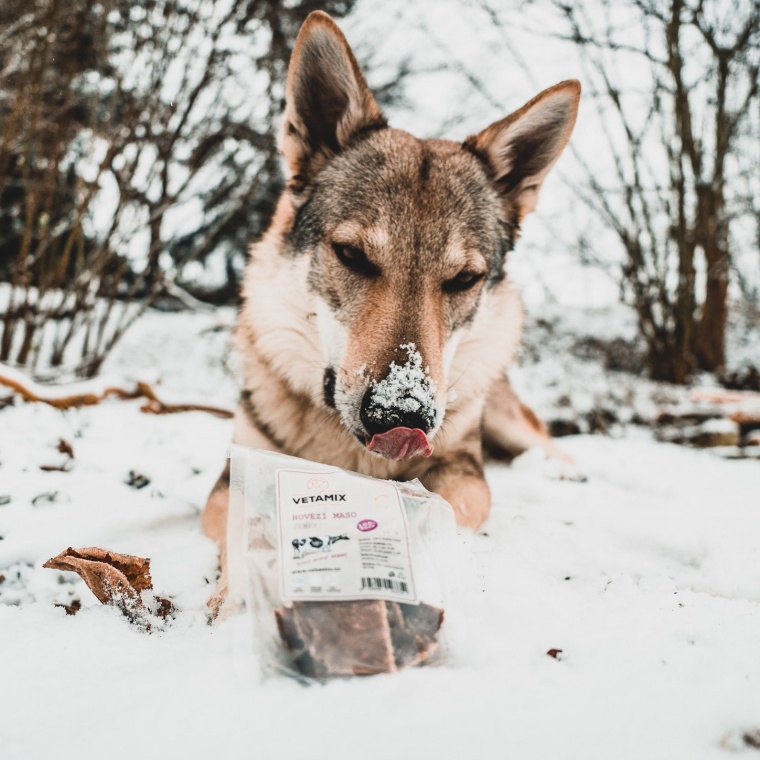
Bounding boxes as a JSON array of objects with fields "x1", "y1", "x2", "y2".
[{"x1": 227, "y1": 445, "x2": 461, "y2": 681}]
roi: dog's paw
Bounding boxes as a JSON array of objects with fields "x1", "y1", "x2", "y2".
[
  {"x1": 206, "y1": 580, "x2": 232, "y2": 624},
  {"x1": 512, "y1": 445, "x2": 588, "y2": 483}
]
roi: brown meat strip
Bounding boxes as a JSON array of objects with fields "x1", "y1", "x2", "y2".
[
  {"x1": 277, "y1": 600, "x2": 396, "y2": 678},
  {"x1": 274, "y1": 606, "x2": 304, "y2": 651},
  {"x1": 387, "y1": 602, "x2": 445, "y2": 668},
  {"x1": 275, "y1": 600, "x2": 444, "y2": 677}
]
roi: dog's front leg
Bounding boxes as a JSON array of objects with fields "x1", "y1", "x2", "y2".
[
  {"x1": 202, "y1": 462, "x2": 231, "y2": 618},
  {"x1": 203, "y1": 395, "x2": 285, "y2": 617},
  {"x1": 419, "y1": 451, "x2": 491, "y2": 532}
]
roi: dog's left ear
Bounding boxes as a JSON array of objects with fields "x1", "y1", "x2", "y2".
[
  {"x1": 282, "y1": 11, "x2": 386, "y2": 182},
  {"x1": 464, "y1": 80, "x2": 580, "y2": 222}
]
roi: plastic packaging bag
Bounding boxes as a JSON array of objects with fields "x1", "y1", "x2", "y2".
[{"x1": 227, "y1": 445, "x2": 461, "y2": 681}]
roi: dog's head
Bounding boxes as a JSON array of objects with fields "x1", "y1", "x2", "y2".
[{"x1": 282, "y1": 12, "x2": 579, "y2": 461}]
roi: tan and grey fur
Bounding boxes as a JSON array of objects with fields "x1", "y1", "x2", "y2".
[{"x1": 204, "y1": 12, "x2": 580, "y2": 606}]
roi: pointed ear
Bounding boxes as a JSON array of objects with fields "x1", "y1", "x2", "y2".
[
  {"x1": 281, "y1": 11, "x2": 386, "y2": 182},
  {"x1": 464, "y1": 80, "x2": 580, "y2": 222}
]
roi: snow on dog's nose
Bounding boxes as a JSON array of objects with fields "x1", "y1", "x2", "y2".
[{"x1": 360, "y1": 343, "x2": 437, "y2": 460}]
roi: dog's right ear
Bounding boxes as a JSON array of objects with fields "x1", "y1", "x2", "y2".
[
  {"x1": 464, "y1": 80, "x2": 580, "y2": 223},
  {"x1": 282, "y1": 11, "x2": 386, "y2": 182}
]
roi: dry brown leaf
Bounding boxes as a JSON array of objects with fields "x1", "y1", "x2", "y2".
[
  {"x1": 153, "y1": 596, "x2": 173, "y2": 618},
  {"x1": 43, "y1": 547, "x2": 173, "y2": 629},
  {"x1": 55, "y1": 599, "x2": 81, "y2": 616},
  {"x1": 57, "y1": 438, "x2": 75, "y2": 458},
  {"x1": 125, "y1": 471, "x2": 150, "y2": 490},
  {"x1": 40, "y1": 438, "x2": 76, "y2": 472},
  {"x1": 40, "y1": 463, "x2": 72, "y2": 473}
]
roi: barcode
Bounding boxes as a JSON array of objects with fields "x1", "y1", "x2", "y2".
[{"x1": 361, "y1": 577, "x2": 408, "y2": 594}]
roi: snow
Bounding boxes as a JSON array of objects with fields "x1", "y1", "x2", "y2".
[
  {"x1": 1, "y1": 3, "x2": 758, "y2": 755},
  {"x1": 700, "y1": 418, "x2": 742, "y2": 435},
  {"x1": 366, "y1": 343, "x2": 438, "y2": 423},
  {"x1": 1, "y1": 308, "x2": 759, "y2": 760}
]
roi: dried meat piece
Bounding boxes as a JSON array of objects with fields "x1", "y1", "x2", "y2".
[
  {"x1": 275, "y1": 606, "x2": 305, "y2": 651},
  {"x1": 275, "y1": 599, "x2": 444, "y2": 678},
  {"x1": 387, "y1": 601, "x2": 444, "y2": 668},
  {"x1": 277, "y1": 600, "x2": 396, "y2": 677}
]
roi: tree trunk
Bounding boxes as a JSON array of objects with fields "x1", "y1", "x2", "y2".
[
  {"x1": 648, "y1": 341, "x2": 693, "y2": 384},
  {"x1": 693, "y1": 185, "x2": 729, "y2": 372},
  {"x1": 145, "y1": 212, "x2": 163, "y2": 290}
]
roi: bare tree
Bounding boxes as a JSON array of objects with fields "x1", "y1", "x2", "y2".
[
  {"x1": 0, "y1": 0, "x2": 404, "y2": 378},
  {"x1": 546, "y1": 0, "x2": 759, "y2": 382}
]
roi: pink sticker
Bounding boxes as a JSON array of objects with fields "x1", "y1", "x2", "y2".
[{"x1": 357, "y1": 519, "x2": 378, "y2": 532}]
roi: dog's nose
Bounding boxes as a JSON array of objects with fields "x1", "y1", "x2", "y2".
[{"x1": 360, "y1": 387, "x2": 434, "y2": 435}]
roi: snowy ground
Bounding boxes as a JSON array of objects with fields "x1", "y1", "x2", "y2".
[{"x1": 1, "y1": 307, "x2": 759, "y2": 760}]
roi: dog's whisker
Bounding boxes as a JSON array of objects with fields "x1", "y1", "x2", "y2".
[{"x1": 446, "y1": 359, "x2": 479, "y2": 393}]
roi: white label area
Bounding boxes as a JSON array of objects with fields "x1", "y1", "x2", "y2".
[{"x1": 276, "y1": 468, "x2": 417, "y2": 604}]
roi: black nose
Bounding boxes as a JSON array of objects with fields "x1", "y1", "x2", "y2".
[{"x1": 360, "y1": 388, "x2": 434, "y2": 436}]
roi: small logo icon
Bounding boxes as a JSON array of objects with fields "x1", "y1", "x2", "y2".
[
  {"x1": 357, "y1": 519, "x2": 378, "y2": 532},
  {"x1": 307, "y1": 476, "x2": 329, "y2": 493}
]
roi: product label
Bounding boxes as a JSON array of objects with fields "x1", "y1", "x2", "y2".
[{"x1": 276, "y1": 468, "x2": 417, "y2": 604}]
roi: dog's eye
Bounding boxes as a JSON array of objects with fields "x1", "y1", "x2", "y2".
[
  {"x1": 331, "y1": 243, "x2": 380, "y2": 277},
  {"x1": 443, "y1": 271, "x2": 485, "y2": 293}
]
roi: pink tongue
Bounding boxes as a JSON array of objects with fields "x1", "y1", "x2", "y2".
[{"x1": 366, "y1": 427, "x2": 433, "y2": 461}]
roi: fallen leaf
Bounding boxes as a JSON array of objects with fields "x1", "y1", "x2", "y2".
[
  {"x1": 153, "y1": 596, "x2": 173, "y2": 618},
  {"x1": 0, "y1": 495, "x2": 10, "y2": 506},
  {"x1": 40, "y1": 463, "x2": 72, "y2": 473},
  {"x1": 546, "y1": 648, "x2": 564, "y2": 659},
  {"x1": 55, "y1": 599, "x2": 81, "y2": 615},
  {"x1": 745, "y1": 729, "x2": 760, "y2": 749},
  {"x1": 126, "y1": 470, "x2": 150, "y2": 489},
  {"x1": 57, "y1": 438, "x2": 75, "y2": 458},
  {"x1": 43, "y1": 547, "x2": 173, "y2": 630},
  {"x1": 0, "y1": 574, "x2": 6, "y2": 584}
]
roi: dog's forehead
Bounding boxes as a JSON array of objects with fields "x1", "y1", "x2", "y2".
[{"x1": 313, "y1": 129, "x2": 502, "y2": 254}]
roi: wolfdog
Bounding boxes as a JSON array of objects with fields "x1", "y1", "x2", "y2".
[{"x1": 204, "y1": 11, "x2": 579, "y2": 605}]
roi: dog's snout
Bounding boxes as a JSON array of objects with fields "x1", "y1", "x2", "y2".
[{"x1": 360, "y1": 388, "x2": 435, "y2": 435}]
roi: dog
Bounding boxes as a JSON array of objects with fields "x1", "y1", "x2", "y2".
[
  {"x1": 203, "y1": 11, "x2": 580, "y2": 609},
  {"x1": 292, "y1": 534, "x2": 350, "y2": 559}
]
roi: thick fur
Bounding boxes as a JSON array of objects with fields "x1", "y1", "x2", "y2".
[{"x1": 203, "y1": 12, "x2": 580, "y2": 610}]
